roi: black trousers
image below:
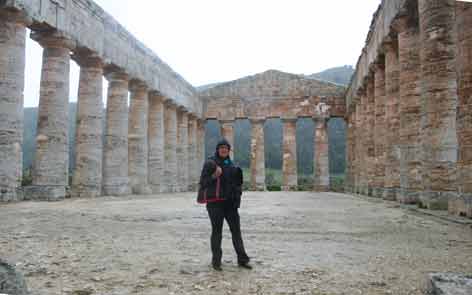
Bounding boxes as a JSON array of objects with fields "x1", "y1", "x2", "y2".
[{"x1": 207, "y1": 203, "x2": 250, "y2": 265}]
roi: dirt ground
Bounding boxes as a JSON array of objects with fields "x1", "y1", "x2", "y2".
[{"x1": 1, "y1": 191, "x2": 471, "y2": 295}]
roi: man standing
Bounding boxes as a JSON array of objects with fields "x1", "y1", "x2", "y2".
[{"x1": 198, "y1": 138, "x2": 252, "y2": 271}]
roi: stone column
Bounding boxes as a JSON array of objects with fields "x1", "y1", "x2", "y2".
[
  {"x1": 177, "y1": 107, "x2": 189, "y2": 192},
  {"x1": 220, "y1": 120, "x2": 235, "y2": 158},
  {"x1": 383, "y1": 38, "x2": 401, "y2": 201},
  {"x1": 250, "y1": 118, "x2": 266, "y2": 191},
  {"x1": 71, "y1": 53, "x2": 104, "y2": 198},
  {"x1": 373, "y1": 61, "x2": 386, "y2": 198},
  {"x1": 188, "y1": 114, "x2": 199, "y2": 191},
  {"x1": 102, "y1": 70, "x2": 131, "y2": 196},
  {"x1": 281, "y1": 118, "x2": 298, "y2": 191},
  {"x1": 345, "y1": 111, "x2": 356, "y2": 193},
  {"x1": 0, "y1": 11, "x2": 29, "y2": 202},
  {"x1": 148, "y1": 92, "x2": 165, "y2": 193},
  {"x1": 365, "y1": 76, "x2": 376, "y2": 196},
  {"x1": 164, "y1": 100, "x2": 178, "y2": 192},
  {"x1": 128, "y1": 80, "x2": 151, "y2": 195},
  {"x1": 27, "y1": 32, "x2": 75, "y2": 201},
  {"x1": 197, "y1": 119, "x2": 206, "y2": 171},
  {"x1": 419, "y1": 0, "x2": 458, "y2": 210},
  {"x1": 354, "y1": 99, "x2": 363, "y2": 194},
  {"x1": 313, "y1": 118, "x2": 330, "y2": 191},
  {"x1": 395, "y1": 15, "x2": 423, "y2": 205},
  {"x1": 452, "y1": 2, "x2": 472, "y2": 218}
]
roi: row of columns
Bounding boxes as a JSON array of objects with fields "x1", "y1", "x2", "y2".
[
  {"x1": 217, "y1": 117, "x2": 330, "y2": 191},
  {"x1": 0, "y1": 18, "x2": 205, "y2": 202},
  {"x1": 346, "y1": 0, "x2": 472, "y2": 217}
]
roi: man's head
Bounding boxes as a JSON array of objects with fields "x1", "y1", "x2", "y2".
[{"x1": 216, "y1": 138, "x2": 231, "y2": 158}]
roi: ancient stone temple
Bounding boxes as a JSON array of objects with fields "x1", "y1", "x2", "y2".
[{"x1": 345, "y1": 0, "x2": 472, "y2": 218}]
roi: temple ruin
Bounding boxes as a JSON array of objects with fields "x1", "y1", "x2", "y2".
[{"x1": 0, "y1": 0, "x2": 471, "y2": 219}]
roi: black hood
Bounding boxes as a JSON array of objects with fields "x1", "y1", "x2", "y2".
[{"x1": 215, "y1": 138, "x2": 232, "y2": 151}]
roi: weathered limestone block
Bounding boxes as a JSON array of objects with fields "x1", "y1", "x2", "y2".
[
  {"x1": 188, "y1": 115, "x2": 199, "y2": 191},
  {"x1": 220, "y1": 120, "x2": 235, "y2": 159},
  {"x1": 71, "y1": 53, "x2": 104, "y2": 198},
  {"x1": 0, "y1": 259, "x2": 28, "y2": 295},
  {"x1": 419, "y1": 0, "x2": 458, "y2": 210},
  {"x1": 0, "y1": 11, "x2": 29, "y2": 202},
  {"x1": 164, "y1": 101, "x2": 179, "y2": 193},
  {"x1": 26, "y1": 32, "x2": 75, "y2": 201},
  {"x1": 282, "y1": 118, "x2": 298, "y2": 191},
  {"x1": 250, "y1": 118, "x2": 266, "y2": 191},
  {"x1": 373, "y1": 61, "x2": 386, "y2": 198},
  {"x1": 383, "y1": 39, "x2": 401, "y2": 201},
  {"x1": 395, "y1": 15, "x2": 422, "y2": 205},
  {"x1": 148, "y1": 93, "x2": 165, "y2": 194},
  {"x1": 177, "y1": 107, "x2": 189, "y2": 192},
  {"x1": 454, "y1": 2, "x2": 472, "y2": 218},
  {"x1": 314, "y1": 118, "x2": 330, "y2": 192},
  {"x1": 128, "y1": 80, "x2": 151, "y2": 195},
  {"x1": 426, "y1": 273, "x2": 472, "y2": 295},
  {"x1": 102, "y1": 70, "x2": 131, "y2": 196},
  {"x1": 365, "y1": 77, "x2": 376, "y2": 196}
]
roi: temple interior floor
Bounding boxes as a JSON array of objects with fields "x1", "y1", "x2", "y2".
[{"x1": 1, "y1": 191, "x2": 471, "y2": 295}]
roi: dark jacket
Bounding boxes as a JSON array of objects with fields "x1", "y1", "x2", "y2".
[{"x1": 197, "y1": 153, "x2": 243, "y2": 208}]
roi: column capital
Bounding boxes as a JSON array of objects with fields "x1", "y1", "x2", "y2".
[
  {"x1": 164, "y1": 99, "x2": 178, "y2": 110},
  {"x1": 188, "y1": 113, "x2": 199, "y2": 120},
  {"x1": 313, "y1": 116, "x2": 330, "y2": 124},
  {"x1": 382, "y1": 36, "x2": 398, "y2": 54},
  {"x1": 129, "y1": 79, "x2": 148, "y2": 92},
  {"x1": 149, "y1": 91, "x2": 165, "y2": 101},
  {"x1": 391, "y1": 14, "x2": 418, "y2": 34},
  {"x1": 281, "y1": 117, "x2": 298, "y2": 123},
  {"x1": 219, "y1": 119, "x2": 235, "y2": 125},
  {"x1": 104, "y1": 65, "x2": 128, "y2": 81},
  {"x1": 249, "y1": 117, "x2": 266, "y2": 124},
  {"x1": 0, "y1": 9, "x2": 32, "y2": 26},
  {"x1": 31, "y1": 30, "x2": 76, "y2": 50},
  {"x1": 177, "y1": 106, "x2": 189, "y2": 114},
  {"x1": 72, "y1": 50, "x2": 104, "y2": 68}
]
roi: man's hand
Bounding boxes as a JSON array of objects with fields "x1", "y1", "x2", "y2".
[{"x1": 213, "y1": 166, "x2": 222, "y2": 178}]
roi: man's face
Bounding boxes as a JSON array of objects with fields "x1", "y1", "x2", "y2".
[{"x1": 218, "y1": 145, "x2": 230, "y2": 158}]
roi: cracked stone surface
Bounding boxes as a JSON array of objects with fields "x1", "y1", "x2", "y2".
[{"x1": 1, "y1": 192, "x2": 471, "y2": 295}]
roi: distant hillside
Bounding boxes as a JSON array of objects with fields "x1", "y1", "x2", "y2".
[{"x1": 306, "y1": 65, "x2": 354, "y2": 86}]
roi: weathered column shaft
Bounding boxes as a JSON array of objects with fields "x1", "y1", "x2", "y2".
[
  {"x1": 250, "y1": 119, "x2": 266, "y2": 191},
  {"x1": 397, "y1": 18, "x2": 422, "y2": 204},
  {"x1": 148, "y1": 93, "x2": 165, "y2": 193},
  {"x1": 0, "y1": 11, "x2": 28, "y2": 202},
  {"x1": 383, "y1": 39, "x2": 401, "y2": 201},
  {"x1": 452, "y1": 2, "x2": 472, "y2": 218},
  {"x1": 314, "y1": 118, "x2": 330, "y2": 191},
  {"x1": 354, "y1": 102, "x2": 363, "y2": 194},
  {"x1": 103, "y1": 71, "x2": 130, "y2": 196},
  {"x1": 358, "y1": 92, "x2": 368, "y2": 194},
  {"x1": 197, "y1": 120, "x2": 205, "y2": 173},
  {"x1": 28, "y1": 32, "x2": 74, "y2": 201},
  {"x1": 177, "y1": 108, "x2": 189, "y2": 192},
  {"x1": 282, "y1": 118, "x2": 298, "y2": 191},
  {"x1": 373, "y1": 62, "x2": 386, "y2": 198},
  {"x1": 164, "y1": 102, "x2": 178, "y2": 192},
  {"x1": 128, "y1": 81, "x2": 151, "y2": 195},
  {"x1": 71, "y1": 54, "x2": 104, "y2": 198},
  {"x1": 419, "y1": 0, "x2": 458, "y2": 209},
  {"x1": 365, "y1": 77, "x2": 376, "y2": 196},
  {"x1": 345, "y1": 111, "x2": 356, "y2": 193},
  {"x1": 188, "y1": 116, "x2": 199, "y2": 191},
  {"x1": 220, "y1": 120, "x2": 235, "y2": 159}
]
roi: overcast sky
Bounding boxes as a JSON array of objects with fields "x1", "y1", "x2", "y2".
[{"x1": 24, "y1": 0, "x2": 381, "y2": 107}]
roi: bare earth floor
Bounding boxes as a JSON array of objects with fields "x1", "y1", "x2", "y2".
[{"x1": 1, "y1": 192, "x2": 472, "y2": 295}]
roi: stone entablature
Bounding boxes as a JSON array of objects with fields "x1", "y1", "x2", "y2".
[{"x1": 1, "y1": 0, "x2": 200, "y2": 114}]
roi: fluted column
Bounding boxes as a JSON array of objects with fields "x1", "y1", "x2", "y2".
[
  {"x1": 354, "y1": 99, "x2": 363, "y2": 194},
  {"x1": 128, "y1": 80, "x2": 151, "y2": 195},
  {"x1": 164, "y1": 100, "x2": 178, "y2": 193},
  {"x1": 282, "y1": 118, "x2": 298, "y2": 191},
  {"x1": 102, "y1": 70, "x2": 130, "y2": 196},
  {"x1": 197, "y1": 119, "x2": 206, "y2": 171},
  {"x1": 188, "y1": 114, "x2": 199, "y2": 191},
  {"x1": 365, "y1": 76, "x2": 375, "y2": 196},
  {"x1": 0, "y1": 11, "x2": 29, "y2": 202},
  {"x1": 71, "y1": 53, "x2": 104, "y2": 198},
  {"x1": 313, "y1": 118, "x2": 330, "y2": 191},
  {"x1": 177, "y1": 107, "x2": 189, "y2": 192},
  {"x1": 395, "y1": 15, "x2": 422, "y2": 205},
  {"x1": 27, "y1": 32, "x2": 75, "y2": 201},
  {"x1": 419, "y1": 0, "x2": 458, "y2": 210},
  {"x1": 220, "y1": 120, "x2": 235, "y2": 158},
  {"x1": 250, "y1": 118, "x2": 266, "y2": 191},
  {"x1": 345, "y1": 111, "x2": 356, "y2": 193},
  {"x1": 383, "y1": 38, "x2": 401, "y2": 201},
  {"x1": 148, "y1": 93, "x2": 165, "y2": 193},
  {"x1": 452, "y1": 2, "x2": 472, "y2": 218},
  {"x1": 373, "y1": 61, "x2": 386, "y2": 198}
]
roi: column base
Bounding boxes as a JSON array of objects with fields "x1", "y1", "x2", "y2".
[
  {"x1": 24, "y1": 185, "x2": 67, "y2": 201},
  {"x1": 250, "y1": 184, "x2": 266, "y2": 191},
  {"x1": 419, "y1": 191, "x2": 456, "y2": 211},
  {"x1": 449, "y1": 193, "x2": 472, "y2": 218},
  {"x1": 102, "y1": 185, "x2": 131, "y2": 196},
  {"x1": 313, "y1": 185, "x2": 329, "y2": 192},
  {"x1": 0, "y1": 187, "x2": 24, "y2": 202},
  {"x1": 397, "y1": 189, "x2": 420, "y2": 205},
  {"x1": 372, "y1": 187, "x2": 385, "y2": 198},
  {"x1": 131, "y1": 185, "x2": 153, "y2": 195},
  {"x1": 281, "y1": 185, "x2": 298, "y2": 191},
  {"x1": 382, "y1": 188, "x2": 399, "y2": 201},
  {"x1": 358, "y1": 186, "x2": 371, "y2": 196},
  {"x1": 71, "y1": 186, "x2": 102, "y2": 198}
]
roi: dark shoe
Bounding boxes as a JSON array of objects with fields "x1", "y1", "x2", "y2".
[
  {"x1": 238, "y1": 262, "x2": 253, "y2": 270},
  {"x1": 212, "y1": 264, "x2": 222, "y2": 271}
]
